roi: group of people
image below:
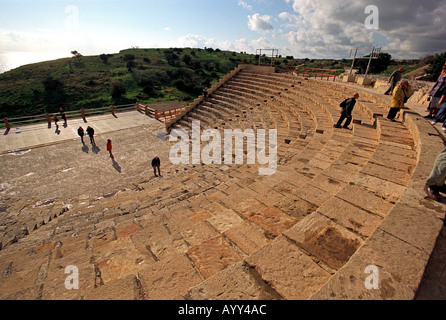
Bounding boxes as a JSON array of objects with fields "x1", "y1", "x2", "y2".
[
  {"x1": 76, "y1": 125, "x2": 162, "y2": 176},
  {"x1": 425, "y1": 63, "x2": 446, "y2": 129},
  {"x1": 333, "y1": 71, "x2": 411, "y2": 129},
  {"x1": 333, "y1": 62, "x2": 446, "y2": 205},
  {"x1": 77, "y1": 125, "x2": 96, "y2": 146},
  {"x1": 424, "y1": 62, "x2": 446, "y2": 202}
]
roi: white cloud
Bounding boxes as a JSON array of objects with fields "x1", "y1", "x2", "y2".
[
  {"x1": 238, "y1": 0, "x2": 253, "y2": 11},
  {"x1": 280, "y1": 0, "x2": 446, "y2": 59},
  {"x1": 248, "y1": 13, "x2": 274, "y2": 33},
  {"x1": 176, "y1": 34, "x2": 217, "y2": 49},
  {"x1": 171, "y1": 34, "x2": 279, "y2": 56}
]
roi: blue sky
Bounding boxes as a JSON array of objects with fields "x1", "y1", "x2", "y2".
[{"x1": 0, "y1": 0, "x2": 445, "y2": 59}]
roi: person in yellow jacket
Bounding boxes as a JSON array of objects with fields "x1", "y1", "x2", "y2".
[{"x1": 386, "y1": 79, "x2": 411, "y2": 121}]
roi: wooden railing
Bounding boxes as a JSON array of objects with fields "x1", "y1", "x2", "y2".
[
  {"x1": 154, "y1": 107, "x2": 186, "y2": 122},
  {"x1": 2, "y1": 103, "x2": 142, "y2": 129}
]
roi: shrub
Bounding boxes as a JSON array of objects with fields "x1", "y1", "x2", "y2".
[
  {"x1": 111, "y1": 80, "x2": 126, "y2": 98},
  {"x1": 123, "y1": 54, "x2": 135, "y2": 61}
]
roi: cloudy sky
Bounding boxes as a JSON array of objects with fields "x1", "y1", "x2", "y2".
[{"x1": 0, "y1": 0, "x2": 445, "y2": 60}]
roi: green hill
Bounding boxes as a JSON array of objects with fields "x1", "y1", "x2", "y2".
[{"x1": 0, "y1": 48, "x2": 266, "y2": 119}]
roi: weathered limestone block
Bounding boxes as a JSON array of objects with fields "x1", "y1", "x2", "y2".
[
  {"x1": 285, "y1": 212, "x2": 363, "y2": 270},
  {"x1": 187, "y1": 235, "x2": 243, "y2": 279},
  {"x1": 185, "y1": 261, "x2": 281, "y2": 300},
  {"x1": 245, "y1": 235, "x2": 331, "y2": 299},
  {"x1": 310, "y1": 253, "x2": 415, "y2": 300}
]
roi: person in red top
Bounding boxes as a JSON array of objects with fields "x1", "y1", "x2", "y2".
[{"x1": 107, "y1": 139, "x2": 114, "y2": 159}]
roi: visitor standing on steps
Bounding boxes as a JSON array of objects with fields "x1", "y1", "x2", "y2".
[
  {"x1": 334, "y1": 93, "x2": 359, "y2": 129},
  {"x1": 386, "y1": 80, "x2": 411, "y2": 121},
  {"x1": 152, "y1": 156, "x2": 161, "y2": 177},
  {"x1": 385, "y1": 67, "x2": 404, "y2": 95}
]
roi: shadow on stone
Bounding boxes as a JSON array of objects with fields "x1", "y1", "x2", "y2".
[
  {"x1": 112, "y1": 159, "x2": 121, "y2": 173},
  {"x1": 92, "y1": 145, "x2": 100, "y2": 154}
]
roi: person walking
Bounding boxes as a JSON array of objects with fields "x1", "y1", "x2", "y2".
[
  {"x1": 385, "y1": 67, "x2": 404, "y2": 95},
  {"x1": 151, "y1": 156, "x2": 161, "y2": 177},
  {"x1": 334, "y1": 93, "x2": 359, "y2": 129},
  {"x1": 106, "y1": 139, "x2": 114, "y2": 159},
  {"x1": 386, "y1": 80, "x2": 410, "y2": 121},
  {"x1": 77, "y1": 126, "x2": 85, "y2": 144},
  {"x1": 86, "y1": 126, "x2": 95, "y2": 145}
]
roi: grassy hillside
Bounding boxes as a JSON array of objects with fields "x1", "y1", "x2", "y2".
[{"x1": 0, "y1": 48, "x2": 264, "y2": 119}]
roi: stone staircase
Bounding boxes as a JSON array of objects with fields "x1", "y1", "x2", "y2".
[{"x1": 0, "y1": 66, "x2": 444, "y2": 300}]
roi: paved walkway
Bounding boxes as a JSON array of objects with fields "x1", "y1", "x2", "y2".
[{"x1": 0, "y1": 111, "x2": 160, "y2": 154}]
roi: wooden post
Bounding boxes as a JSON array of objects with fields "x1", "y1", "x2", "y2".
[
  {"x1": 136, "y1": 103, "x2": 140, "y2": 112},
  {"x1": 4, "y1": 118, "x2": 10, "y2": 130},
  {"x1": 145, "y1": 105, "x2": 148, "y2": 115},
  {"x1": 81, "y1": 109, "x2": 86, "y2": 122},
  {"x1": 111, "y1": 105, "x2": 115, "y2": 116}
]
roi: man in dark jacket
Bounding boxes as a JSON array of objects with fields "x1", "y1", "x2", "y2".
[
  {"x1": 77, "y1": 126, "x2": 85, "y2": 145},
  {"x1": 86, "y1": 126, "x2": 95, "y2": 145},
  {"x1": 385, "y1": 67, "x2": 404, "y2": 95},
  {"x1": 152, "y1": 156, "x2": 161, "y2": 177},
  {"x1": 334, "y1": 93, "x2": 359, "y2": 129}
]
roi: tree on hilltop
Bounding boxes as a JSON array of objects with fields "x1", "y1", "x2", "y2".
[{"x1": 71, "y1": 50, "x2": 82, "y2": 60}]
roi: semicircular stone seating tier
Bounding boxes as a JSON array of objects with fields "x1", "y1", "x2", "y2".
[{"x1": 0, "y1": 66, "x2": 444, "y2": 300}]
